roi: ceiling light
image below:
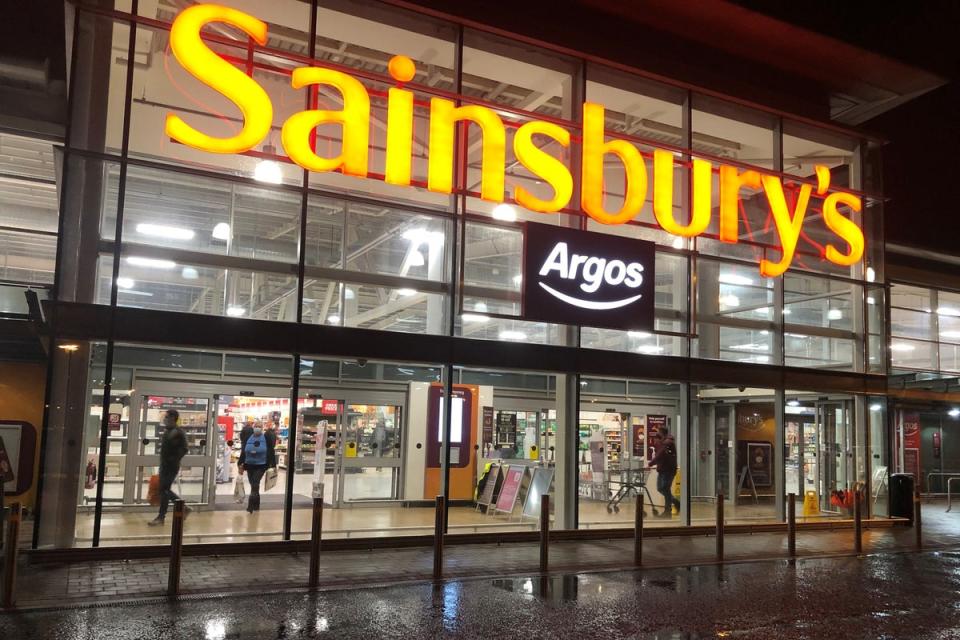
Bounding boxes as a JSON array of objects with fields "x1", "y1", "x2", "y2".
[
  {"x1": 889, "y1": 343, "x2": 915, "y2": 352},
  {"x1": 58, "y1": 344, "x2": 80, "y2": 352},
  {"x1": 729, "y1": 343, "x2": 768, "y2": 351},
  {"x1": 116, "y1": 277, "x2": 134, "y2": 289},
  {"x1": 474, "y1": 301, "x2": 488, "y2": 313},
  {"x1": 869, "y1": 403, "x2": 882, "y2": 412},
  {"x1": 343, "y1": 287, "x2": 355, "y2": 300},
  {"x1": 787, "y1": 400, "x2": 800, "y2": 407},
  {"x1": 866, "y1": 267, "x2": 876, "y2": 282},
  {"x1": 408, "y1": 250, "x2": 425, "y2": 267},
  {"x1": 396, "y1": 288, "x2": 417, "y2": 296},
  {"x1": 462, "y1": 313, "x2": 489, "y2": 323},
  {"x1": 491, "y1": 203, "x2": 517, "y2": 222},
  {"x1": 672, "y1": 236, "x2": 684, "y2": 250},
  {"x1": 327, "y1": 315, "x2": 340, "y2": 324},
  {"x1": 135, "y1": 223, "x2": 195, "y2": 241},
  {"x1": 181, "y1": 267, "x2": 199, "y2": 280},
  {"x1": 636, "y1": 344, "x2": 664, "y2": 354},
  {"x1": 828, "y1": 309, "x2": 843, "y2": 320},
  {"x1": 499, "y1": 330, "x2": 527, "y2": 341},
  {"x1": 212, "y1": 222, "x2": 231, "y2": 240},
  {"x1": 867, "y1": 296, "x2": 876, "y2": 305},
  {"x1": 718, "y1": 273, "x2": 753, "y2": 286},
  {"x1": 949, "y1": 408, "x2": 960, "y2": 418},
  {"x1": 402, "y1": 228, "x2": 444, "y2": 246},
  {"x1": 628, "y1": 331, "x2": 652, "y2": 339},
  {"x1": 226, "y1": 306, "x2": 246, "y2": 317},
  {"x1": 253, "y1": 158, "x2": 283, "y2": 184},
  {"x1": 126, "y1": 256, "x2": 176, "y2": 269}
]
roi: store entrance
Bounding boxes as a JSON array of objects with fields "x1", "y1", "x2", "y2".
[
  {"x1": 786, "y1": 398, "x2": 853, "y2": 513},
  {"x1": 124, "y1": 393, "x2": 217, "y2": 507},
  {"x1": 296, "y1": 393, "x2": 405, "y2": 507}
]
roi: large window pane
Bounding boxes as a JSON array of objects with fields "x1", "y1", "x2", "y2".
[{"x1": 112, "y1": 165, "x2": 301, "y2": 263}]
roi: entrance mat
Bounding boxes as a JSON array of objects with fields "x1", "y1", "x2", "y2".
[{"x1": 214, "y1": 494, "x2": 320, "y2": 511}]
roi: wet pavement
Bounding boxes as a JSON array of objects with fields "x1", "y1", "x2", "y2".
[{"x1": 4, "y1": 550, "x2": 960, "y2": 639}]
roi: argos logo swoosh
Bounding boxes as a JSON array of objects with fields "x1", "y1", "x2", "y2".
[{"x1": 537, "y1": 282, "x2": 643, "y2": 310}]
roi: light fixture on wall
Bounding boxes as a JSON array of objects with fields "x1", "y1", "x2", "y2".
[
  {"x1": 136, "y1": 223, "x2": 195, "y2": 240},
  {"x1": 254, "y1": 144, "x2": 283, "y2": 184},
  {"x1": 491, "y1": 203, "x2": 517, "y2": 222},
  {"x1": 212, "y1": 222, "x2": 231, "y2": 240},
  {"x1": 126, "y1": 256, "x2": 176, "y2": 269},
  {"x1": 949, "y1": 408, "x2": 960, "y2": 418}
]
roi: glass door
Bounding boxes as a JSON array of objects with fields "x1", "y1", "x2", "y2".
[
  {"x1": 337, "y1": 402, "x2": 403, "y2": 504},
  {"x1": 124, "y1": 393, "x2": 215, "y2": 507},
  {"x1": 818, "y1": 401, "x2": 851, "y2": 512}
]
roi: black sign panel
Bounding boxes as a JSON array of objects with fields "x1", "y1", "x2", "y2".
[{"x1": 523, "y1": 221, "x2": 655, "y2": 332}]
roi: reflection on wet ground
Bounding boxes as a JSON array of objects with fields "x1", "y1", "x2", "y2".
[{"x1": 4, "y1": 551, "x2": 960, "y2": 638}]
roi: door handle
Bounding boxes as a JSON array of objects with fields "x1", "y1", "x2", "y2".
[{"x1": 142, "y1": 438, "x2": 150, "y2": 446}]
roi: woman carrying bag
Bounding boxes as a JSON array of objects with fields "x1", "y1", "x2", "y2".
[{"x1": 238, "y1": 421, "x2": 277, "y2": 514}]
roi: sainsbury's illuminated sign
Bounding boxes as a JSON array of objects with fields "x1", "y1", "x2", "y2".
[{"x1": 165, "y1": 4, "x2": 866, "y2": 278}]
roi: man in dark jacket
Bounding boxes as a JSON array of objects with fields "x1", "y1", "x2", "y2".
[
  {"x1": 148, "y1": 409, "x2": 190, "y2": 525},
  {"x1": 649, "y1": 424, "x2": 681, "y2": 518}
]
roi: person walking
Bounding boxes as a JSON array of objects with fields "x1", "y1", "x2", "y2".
[
  {"x1": 649, "y1": 424, "x2": 681, "y2": 518},
  {"x1": 238, "y1": 421, "x2": 277, "y2": 513},
  {"x1": 148, "y1": 409, "x2": 191, "y2": 526}
]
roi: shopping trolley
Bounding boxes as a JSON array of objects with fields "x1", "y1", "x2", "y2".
[{"x1": 606, "y1": 461, "x2": 659, "y2": 516}]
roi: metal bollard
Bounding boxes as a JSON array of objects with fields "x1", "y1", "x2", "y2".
[
  {"x1": 433, "y1": 495, "x2": 445, "y2": 579},
  {"x1": 308, "y1": 497, "x2": 323, "y2": 589},
  {"x1": 2, "y1": 503, "x2": 21, "y2": 609},
  {"x1": 787, "y1": 493, "x2": 796, "y2": 558},
  {"x1": 716, "y1": 493, "x2": 724, "y2": 562},
  {"x1": 539, "y1": 494, "x2": 550, "y2": 573},
  {"x1": 854, "y1": 489, "x2": 863, "y2": 554},
  {"x1": 634, "y1": 493, "x2": 644, "y2": 566},
  {"x1": 167, "y1": 500, "x2": 185, "y2": 597},
  {"x1": 915, "y1": 491, "x2": 922, "y2": 549}
]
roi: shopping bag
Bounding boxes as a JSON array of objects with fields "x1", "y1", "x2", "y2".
[
  {"x1": 147, "y1": 474, "x2": 161, "y2": 506},
  {"x1": 264, "y1": 468, "x2": 278, "y2": 492},
  {"x1": 233, "y1": 476, "x2": 246, "y2": 503}
]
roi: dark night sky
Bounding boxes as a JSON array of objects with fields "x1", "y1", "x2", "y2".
[{"x1": 735, "y1": 1, "x2": 960, "y2": 255}]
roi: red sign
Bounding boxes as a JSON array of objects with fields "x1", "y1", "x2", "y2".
[
  {"x1": 902, "y1": 412, "x2": 921, "y2": 481},
  {"x1": 646, "y1": 415, "x2": 668, "y2": 462},
  {"x1": 495, "y1": 465, "x2": 525, "y2": 514},
  {"x1": 320, "y1": 399, "x2": 339, "y2": 416}
]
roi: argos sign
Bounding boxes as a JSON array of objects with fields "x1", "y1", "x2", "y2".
[
  {"x1": 524, "y1": 222, "x2": 655, "y2": 331},
  {"x1": 166, "y1": 4, "x2": 866, "y2": 278}
]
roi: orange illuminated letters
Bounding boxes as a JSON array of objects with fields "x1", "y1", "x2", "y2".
[{"x1": 164, "y1": 4, "x2": 868, "y2": 276}]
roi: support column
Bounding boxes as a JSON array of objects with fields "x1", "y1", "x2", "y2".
[{"x1": 554, "y1": 373, "x2": 579, "y2": 530}]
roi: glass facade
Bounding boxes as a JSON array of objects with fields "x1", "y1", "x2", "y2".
[{"x1": 32, "y1": 0, "x2": 893, "y2": 551}]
